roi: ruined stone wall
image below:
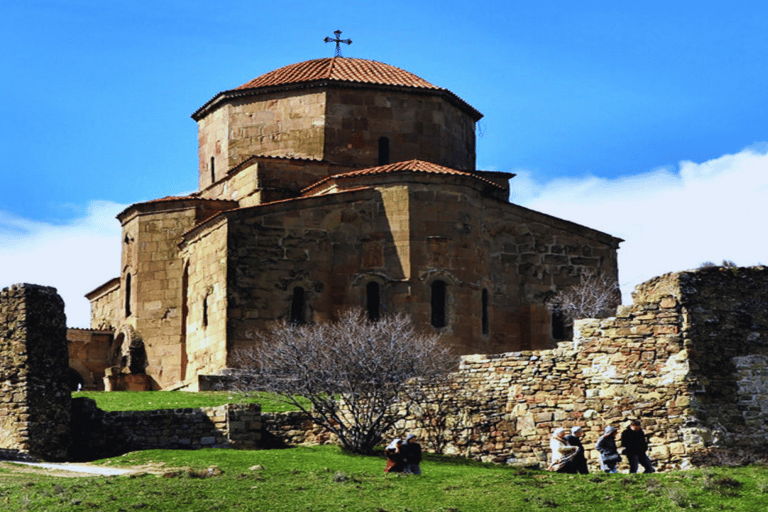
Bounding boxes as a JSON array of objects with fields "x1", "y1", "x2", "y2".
[
  {"x1": 67, "y1": 328, "x2": 114, "y2": 390},
  {"x1": 0, "y1": 284, "x2": 70, "y2": 461},
  {"x1": 389, "y1": 267, "x2": 768, "y2": 470},
  {"x1": 69, "y1": 399, "x2": 261, "y2": 460}
]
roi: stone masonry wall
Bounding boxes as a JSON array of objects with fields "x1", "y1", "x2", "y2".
[
  {"x1": 0, "y1": 284, "x2": 71, "y2": 461},
  {"x1": 69, "y1": 399, "x2": 261, "y2": 461},
  {"x1": 389, "y1": 266, "x2": 768, "y2": 470}
]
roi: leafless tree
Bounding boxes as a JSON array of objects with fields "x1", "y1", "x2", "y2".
[
  {"x1": 546, "y1": 270, "x2": 620, "y2": 324},
  {"x1": 230, "y1": 309, "x2": 457, "y2": 454}
]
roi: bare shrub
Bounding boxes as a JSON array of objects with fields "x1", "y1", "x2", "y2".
[
  {"x1": 230, "y1": 309, "x2": 457, "y2": 454},
  {"x1": 546, "y1": 270, "x2": 620, "y2": 324}
]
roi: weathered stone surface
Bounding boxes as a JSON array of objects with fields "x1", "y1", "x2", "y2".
[{"x1": 0, "y1": 284, "x2": 70, "y2": 461}]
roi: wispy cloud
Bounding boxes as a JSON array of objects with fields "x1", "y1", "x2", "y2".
[
  {"x1": 0, "y1": 201, "x2": 125, "y2": 327},
  {"x1": 514, "y1": 145, "x2": 768, "y2": 303}
]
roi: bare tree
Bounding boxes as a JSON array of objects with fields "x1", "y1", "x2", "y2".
[
  {"x1": 231, "y1": 309, "x2": 457, "y2": 454},
  {"x1": 546, "y1": 270, "x2": 620, "y2": 325}
]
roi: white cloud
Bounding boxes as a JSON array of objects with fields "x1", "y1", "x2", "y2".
[
  {"x1": 0, "y1": 201, "x2": 125, "y2": 328},
  {"x1": 514, "y1": 146, "x2": 768, "y2": 304}
]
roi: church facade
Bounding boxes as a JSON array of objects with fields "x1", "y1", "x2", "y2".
[{"x1": 75, "y1": 56, "x2": 622, "y2": 391}]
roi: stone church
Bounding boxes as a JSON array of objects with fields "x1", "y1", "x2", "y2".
[{"x1": 69, "y1": 54, "x2": 622, "y2": 391}]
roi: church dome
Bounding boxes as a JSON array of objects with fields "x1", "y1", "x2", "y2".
[{"x1": 235, "y1": 57, "x2": 442, "y2": 91}]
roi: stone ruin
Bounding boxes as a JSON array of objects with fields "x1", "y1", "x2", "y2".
[
  {"x1": 396, "y1": 265, "x2": 768, "y2": 470},
  {"x1": 0, "y1": 284, "x2": 70, "y2": 461},
  {"x1": 3, "y1": 266, "x2": 768, "y2": 468}
]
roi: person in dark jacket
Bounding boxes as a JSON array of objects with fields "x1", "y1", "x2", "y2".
[
  {"x1": 621, "y1": 419, "x2": 655, "y2": 473},
  {"x1": 384, "y1": 438, "x2": 405, "y2": 473},
  {"x1": 595, "y1": 425, "x2": 621, "y2": 473},
  {"x1": 401, "y1": 434, "x2": 423, "y2": 475},
  {"x1": 565, "y1": 426, "x2": 589, "y2": 474}
]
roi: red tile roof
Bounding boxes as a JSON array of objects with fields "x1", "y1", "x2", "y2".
[
  {"x1": 235, "y1": 57, "x2": 440, "y2": 91},
  {"x1": 304, "y1": 160, "x2": 504, "y2": 192}
]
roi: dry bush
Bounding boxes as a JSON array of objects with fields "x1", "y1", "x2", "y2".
[
  {"x1": 546, "y1": 270, "x2": 620, "y2": 324},
  {"x1": 230, "y1": 309, "x2": 457, "y2": 454}
]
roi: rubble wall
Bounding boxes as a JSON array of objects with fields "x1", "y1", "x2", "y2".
[
  {"x1": 393, "y1": 266, "x2": 768, "y2": 470},
  {"x1": 0, "y1": 284, "x2": 70, "y2": 461}
]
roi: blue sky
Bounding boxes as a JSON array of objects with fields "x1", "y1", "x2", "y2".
[{"x1": 2, "y1": 1, "x2": 767, "y2": 327}]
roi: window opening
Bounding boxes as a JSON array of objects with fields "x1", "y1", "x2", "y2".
[
  {"x1": 124, "y1": 273, "x2": 132, "y2": 317},
  {"x1": 551, "y1": 309, "x2": 567, "y2": 340},
  {"x1": 366, "y1": 281, "x2": 381, "y2": 321},
  {"x1": 378, "y1": 137, "x2": 390, "y2": 165},
  {"x1": 290, "y1": 287, "x2": 305, "y2": 324},
  {"x1": 210, "y1": 157, "x2": 216, "y2": 183},
  {"x1": 431, "y1": 280, "x2": 447, "y2": 328},
  {"x1": 202, "y1": 295, "x2": 209, "y2": 327}
]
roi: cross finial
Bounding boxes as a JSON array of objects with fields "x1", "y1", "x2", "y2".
[{"x1": 324, "y1": 30, "x2": 352, "y2": 57}]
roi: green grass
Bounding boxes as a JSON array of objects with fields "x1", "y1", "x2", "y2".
[
  {"x1": 3, "y1": 446, "x2": 768, "y2": 511},
  {"x1": 71, "y1": 390, "x2": 305, "y2": 413}
]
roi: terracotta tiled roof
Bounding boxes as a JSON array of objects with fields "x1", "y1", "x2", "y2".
[
  {"x1": 235, "y1": 57, "x2": 440, "y2": 91},
  {"x1": 304, "y1": 160, "x2": 504, "y2": 192}
]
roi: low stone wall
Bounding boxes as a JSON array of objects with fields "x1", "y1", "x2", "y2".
[{"x1": 69, "y1": 398, "x2": 261, "y2": 461}]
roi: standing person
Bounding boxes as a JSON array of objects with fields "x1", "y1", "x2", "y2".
[
  {"x1": 548, "y1": 427, "x2": 578, "y2": 473},
  {"x1": 595, "y1": 426, "x2": 621, "y2": 473},
  {"x1": 621, "y1": 419, "x2": 655, "y2": 473},
  {"x1": 401, "y1": 434, "x2": 423, "y2": 475},
  {"x1": 565, "y1": 426, "x2": 589, "y2": 474},
  {"x1": 384, "y1": 439, "x2": 405, "y2": 473}
]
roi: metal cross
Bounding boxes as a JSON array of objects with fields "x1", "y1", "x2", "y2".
[{"x1": 324, "y1": 30, "x2": 352, "y2": 57}]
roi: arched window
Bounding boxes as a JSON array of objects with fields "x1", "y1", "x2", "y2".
[
  {"x1": 431, "y1": 280, "x2": 447, "y2": 328},
  {"x1": 210, "y1": 156, "x2": 216, "y2": 183},
  {"x1": 378, "y1": 136, "x2": 390, "y2": 165},
  {"x1": 290, "y1": 286, "x2": 305, "y2": 324},
  {"x1": 481, "y1": 288, "x2": 489, "y2": 335},
  {"x1": 124, "y1": 273, "x2": 132, "y2": 317},
  {"x1": 366, "y1": 281, "x2": 381, "y2": 321}
]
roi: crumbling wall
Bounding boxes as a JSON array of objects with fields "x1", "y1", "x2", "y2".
[
  {"x1": 69, "y1": 399, "x2": 261, "y2": 460},
  {"x1": 389, "y1": 266, "x2": 768, "y2": 470},
  {"x1": 0, "y1": 284, "x2": 71, "y2": 461}
]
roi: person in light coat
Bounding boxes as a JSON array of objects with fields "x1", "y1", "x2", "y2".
[{"x1": 548, "y1": 427, "x2": 578, "y2": 473}]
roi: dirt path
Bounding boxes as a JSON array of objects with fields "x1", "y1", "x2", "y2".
[{"x1": 0, "y1": 460, "x2": 166, "y2": 478}]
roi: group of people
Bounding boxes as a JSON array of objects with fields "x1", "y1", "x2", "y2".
[
  {"x1": 384, "y1": 434, "x2": 422, "y2": 474},
  {"x1": 549, "y1": 419, "x2": 655, "y2": 474}
]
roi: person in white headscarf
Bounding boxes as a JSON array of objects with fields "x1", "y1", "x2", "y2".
[
  {"x1": 384, "y1": 438, "x2": 405, "y2": 473},
  {"x1": 548, "y1": 427, "x2": 578, "y2": 472}
]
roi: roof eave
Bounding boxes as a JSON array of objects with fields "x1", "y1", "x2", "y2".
[{"x1": 191, "y1": 80, "x2": 483, "y2": 122}]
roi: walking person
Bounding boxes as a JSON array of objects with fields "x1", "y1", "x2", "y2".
[
  {"x1": 565, "y1": 426, "x2": 589, "y2": 474},
  {"x1": 401, "y1": 434, "x2": 422, "y2": 475},
  {"x1": 548, "y1": 427, "x2": 578, "y2": 473},
  {"x1": 384, "y1": 438, "x2": 405, "y2": 473},
  {"x1": 621, "y1": 419, "x2": 655, "y2": 473},
  {"x1": 595, "y1": 426, "x2": 621, "y2": 473}
]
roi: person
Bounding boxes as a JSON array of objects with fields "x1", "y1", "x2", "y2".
[
  {"x1": 401, "y1": 433, "x2": 423, "y2": 475},
  {"x1": 384, "y1": 438, "x2": 405, "y2": 473},
  {"x1": 565, "y1": 426, "x2": 589, "y2": 474},
  {"x1": 595, "y1": 425, "x2": 621, "y2": 473},
  {"x1": 548, "y1": 427, "x2": 578, "y2": 473},
  {"x1": 621, "y1": 419, "x2": 655, "y2": 473}
]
